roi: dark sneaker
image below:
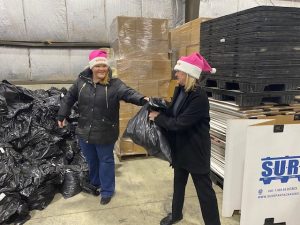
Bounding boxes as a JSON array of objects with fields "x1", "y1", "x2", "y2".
[
  {"x1": 160, "y1": 213, "x2": 183, "y2": 225},
  {"x1": 100, "y1": 196, "x2": 112, "y2": 205}
]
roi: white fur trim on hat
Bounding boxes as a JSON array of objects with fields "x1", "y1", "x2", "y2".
[
  {"x1": 89, "y1": 57, "x2": 109, "y2": 69},
  {"x1": 174, "y1": 60, "x2": 202, "y2": 79}
]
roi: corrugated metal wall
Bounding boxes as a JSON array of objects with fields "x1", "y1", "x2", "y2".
[{"x1": 0, "y1": 0, "x2": 181, "y2": 82}]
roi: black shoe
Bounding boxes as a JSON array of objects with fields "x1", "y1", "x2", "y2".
[
  {"x1": 100, "y1": 196, "x2": 112, "y2": 205},
  {"x1": 160, "y1": 213, "x2": 183, "y2": 225}
]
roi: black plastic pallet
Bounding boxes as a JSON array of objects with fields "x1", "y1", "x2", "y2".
[
  {"x1": 202, "y1": 17, "x2": 300, "y2": 32},
  {"x1": 200, "y1": 41, "x2": 300, "y2": 51},
  {"x1": 211, "y1": 64, "x2": 300, "y2": 71},
  {"x1": 201, "y1": 6, "x2": 300, "y2": 27},
  {"x1": 201, "y1": 25, "x2": 300, "y2": 37},
  {"x1": 203, "y1": 52, "x2": 300, "y2": 61},
  {"x1": 204, "y1": 77, "x2": 300, "y2": 92},
  {"x1": 204, "y1": 87, "x2": 300, "y2": 107},
  {"x1": 206, "y1": 68, "x2": 300, "y2": 78},
  {"x1": 201, "y1": 32, "x2": 300, "y2": 44},
  {"x1": 203, "y1": 59, "x2": 300, "y2": 68}
]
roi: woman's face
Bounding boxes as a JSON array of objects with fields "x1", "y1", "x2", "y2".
[
  {"x1": 92, "y1": 64, "x2": 109, "y2": 80},
  {"x1": 175, "y1": 70, "x2": 187, "y2": 86}
]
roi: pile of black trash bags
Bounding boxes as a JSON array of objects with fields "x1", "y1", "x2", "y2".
[{"x1": 0, "y1": 80, "x2": 98, "y2": 225}]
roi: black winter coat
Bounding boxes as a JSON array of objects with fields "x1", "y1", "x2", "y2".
[
  {"x1": 154, "y1": 85, "x2": 211, "y2": 174},
  {"x1": 57, "y1": 68, "x2": 145, "y2": 144}
]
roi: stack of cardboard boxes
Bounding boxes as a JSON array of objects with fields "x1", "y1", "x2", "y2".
[
  {"x1": 110, "y1": 16, "x2": 172, "y2": 158},
  {"x1": 169, "y1": 18, "x2": 210, "y2": 62}
]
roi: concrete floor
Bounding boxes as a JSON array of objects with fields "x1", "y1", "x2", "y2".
[{"x1": 26, "y1": 156, "x2": 240, "y2": 225}]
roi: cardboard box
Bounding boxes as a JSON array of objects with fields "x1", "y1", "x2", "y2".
[
  {"x1": 110, "y1": 16, "x2": 136, "y2": 43},
  {"x1": 136, "y1": 17, "x2": 168, "y2": 40},
  {"x1": 170, "y1": 29, "x2": 181, "y2": 49},
  {"x1": 190, "y1": 18, "x2": 211, "y2": 45},
  {"x1": 186, "y1": 44, "x2": 200, "y2": 55},
  {"x1": 111, "y1": 39, "x2": 137, "y2": 59},
  {"x1": 178, "y1": 47, "x2": 187, "y2": 58},
  {"x1": 116, "y1": 60, "x2": 152, "y2": 80},
  {"x1": 152, "y1": 60, "x2": 171, "y2": 80},
  {"x1": 136, "y1": 39, "x2": 169, "y2": 54},
  {"x1": 178, "y1": 22, "x2": 192, "y2": 47},
  {"x1": 158, "y1": 79, "x2": 171, "y2": 98},
  {"x1": 120, "y1": 101, "x2": 134, "y2": 118},
  {"x1": 122, "y1": 80, "x2": 138, "y2": 90},
  {"x1": 167, "y1": 79, "x2": 178, "y2": 99},
  {"x1": 138, "y1": 80, "x2": 159, "y2": 97}
]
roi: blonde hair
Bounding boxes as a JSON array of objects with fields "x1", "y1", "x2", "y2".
[{"x1": 184, "y1": 74, "x2": 197, "y2": 92}]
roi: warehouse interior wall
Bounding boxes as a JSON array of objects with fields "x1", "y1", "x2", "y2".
[
  {"x1": 185, "y1": 0, "x2": 200, "y2": 22},
  {"x1": 0, "y1": 0, "x2": 183, "y2": 83}
]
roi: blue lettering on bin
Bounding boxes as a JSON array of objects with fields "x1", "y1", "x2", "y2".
[{"x1": 259, "y1": 156, "x2": 300, "y2": 185}]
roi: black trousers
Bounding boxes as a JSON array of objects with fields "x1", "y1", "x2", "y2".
[{"x1": 172, "y1": 167, "x2": 221, "y2": 225}]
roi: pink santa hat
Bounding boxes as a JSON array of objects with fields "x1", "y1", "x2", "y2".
[
  {"x1": 88, "y1": 50, "x2": 109, "y2": 69},
  {"x1": 174, "y1": 52, "x2": 216, "y2": 79}
]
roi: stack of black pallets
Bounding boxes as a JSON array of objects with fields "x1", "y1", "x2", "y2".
[{"x1": 200, "y1": 6, "x2": 300, "y2": 107}]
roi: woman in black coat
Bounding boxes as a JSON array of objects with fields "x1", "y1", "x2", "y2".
[
  {"x1": 57, "y1": 50, "x2": 148, "y2": 205},
  {"x1": 149, "y1": 53, "x2": 221, "y2": 225}
]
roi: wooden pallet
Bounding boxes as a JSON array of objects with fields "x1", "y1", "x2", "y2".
[
  {"x1": 116, "y1": 152, "x2": 148, "y2": 161},
  {"x1": 209, "y1": 98, "x2": 300, "y2": 118},
  {"x1": 115, "y1": 137, "x2": 148, "y2": 161}
]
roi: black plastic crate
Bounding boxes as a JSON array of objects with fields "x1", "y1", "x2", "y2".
[
  {"x1": 209, "y1": 67, "x2": 300, "y2": 78},
  {"x1": 204, "y1": 87, "x2": 300, "y2": 106},
  {"x1": 201, "y1": 6, "x2": 300, "y2": 28},
  {"x1": 201, "y1": 31, "x2": 300, "y2": 44},
  {"x1": 203, "y1": 76, "x2": 300, "y2": 92}
]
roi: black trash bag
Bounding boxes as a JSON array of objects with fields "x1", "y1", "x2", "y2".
[
  {"x1": 124, "y1": 102, "x2": 172, "y2": 163},
  {"x1": 59, "y1": 139, "x2": 80, "y2": 163},
  {"x1": 0, "y1": 192, "x2": 30, "y2": 224},
  {"x1": 71, "y1": 151, "x2": 89, "y2": 171},
  {"x1": 0, "y1": 80, "x2": 34, "y2": 104},
  {"x1": 32, "y1": 89, "x2": 49, "y2": 99},
  {"x1": 0, "y1": 104, "x2": 33, "y2": 144},
  {"x1": 47, "y1": 87, "x2": 67, "y2": 97},
  {"x1": 31, "y1": 97, "x2": 61, "y2": 132},
  {"x1": 4, "y1": 200, "x2": 31, "y2": 225},
  {"x1": 80, "y1": 174, "x2": 100, "y2": 196},
  {"x1": 0, "y1": 143, "x2": 22, "y2": 193},
  {"x1": 0, "y1": 95, "x2": 8, "y2": 116},
  {"x1": 17, "y1": 126, "x2": 63, "y2": 160},
  {"x1": 22, "y1": 140, "x2": 62, "y2": 161},
  {"x1": 27, "y1": 181, "x2": 57, "y2": 210},
  {"x1": 19, "y1": 160, "x2": 62, "y2": 197},
  {"x1": 148, "y1": 97, "x2": 169, "y2": 111},
  {"x1": 60, "y1": 166, "x2": 82, "y2": 199}
]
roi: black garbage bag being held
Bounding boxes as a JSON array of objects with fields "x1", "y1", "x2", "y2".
[{"x1": 124, "y1": 98, "x2": 171, "y2": 163}]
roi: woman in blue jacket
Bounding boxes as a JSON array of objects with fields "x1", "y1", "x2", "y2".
[{"x1": 149, "y1": 53, "x2": 221, "y2": 225}]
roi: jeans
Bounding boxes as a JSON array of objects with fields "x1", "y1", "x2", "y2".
[{"x1": 79, "y1": 139, "x2": 115, "y2": 198}]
